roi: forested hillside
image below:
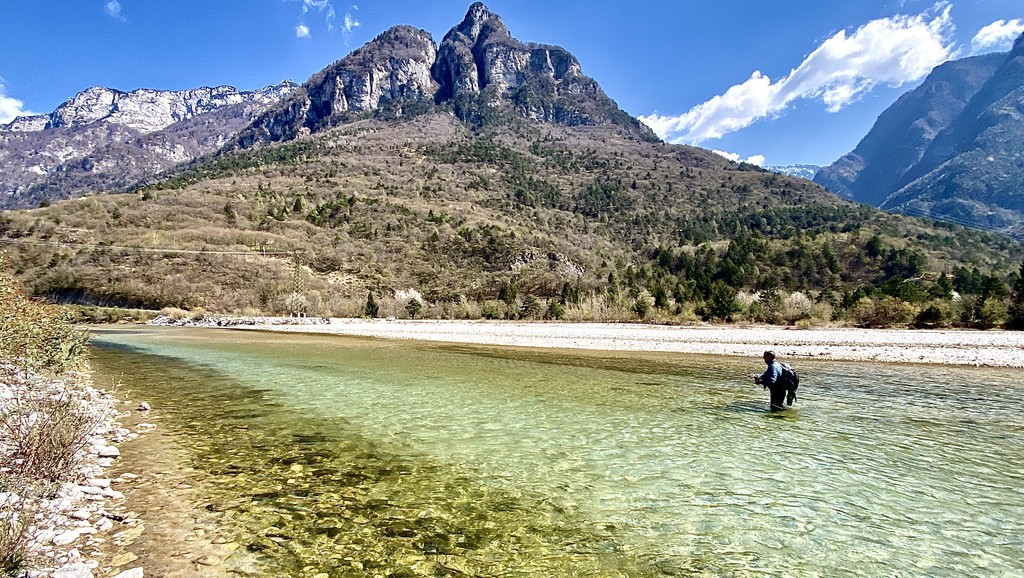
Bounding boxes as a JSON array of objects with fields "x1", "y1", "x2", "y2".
[{"x1": 2, "y1": 105, "x2": 1022, "y2": 328}]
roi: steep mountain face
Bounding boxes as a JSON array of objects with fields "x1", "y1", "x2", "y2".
[
  {"x1": 0, "y1": 81, "x2": 296, "y2": 209},
  {"x1": 814, "y1": 53, "x2": 1004, "y2": 204},
  {"x1": 236, "y1": 26, "x2": 439, "y2": 146},
  {"x1": 238, "y1": 3, "x2": 655, "y2": 148},
  {"x1": 432, "y1": 4, "x2": 583, "y2": 110},
  {"x1": 815, "y1": 34, "x2": 1024, "y2": 238}
]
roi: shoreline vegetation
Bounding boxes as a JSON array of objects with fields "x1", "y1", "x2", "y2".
[{"x1": 1, "y1": 269, "x2": 141, "y2": 578}]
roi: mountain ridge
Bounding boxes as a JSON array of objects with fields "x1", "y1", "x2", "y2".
[
  {"x1": 0, "y1": 81, "x2": 297, "y2": 209},
  {"x1": 1, "y1": 81, "x2": 297, "y2": 134},
  {"x1": 815, "y1": 32, "x2": 1024, "y2": 238}
]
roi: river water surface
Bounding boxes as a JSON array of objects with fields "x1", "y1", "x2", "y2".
[{"x1": 89, "y1": 327, "x2": 1024, "y2": 577}]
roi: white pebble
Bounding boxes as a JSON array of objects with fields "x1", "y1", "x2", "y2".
[
  {"x1": 52, "y1": 530, "x2": 80, "y2": 546},
  {"x1": 97, "y1": 446, "x2": 120, "y2": 458},
  {"x1": 51, "y1": 562, "x2": 94, "y2": 578}
]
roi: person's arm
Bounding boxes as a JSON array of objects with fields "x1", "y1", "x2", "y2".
[{"x1": 760, "y1": 363, "x2": 781, "y2": 387}]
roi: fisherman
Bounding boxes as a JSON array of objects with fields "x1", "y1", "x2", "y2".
[{"x1": 752, "y1": 350, "x2": 787, "y2": 411}]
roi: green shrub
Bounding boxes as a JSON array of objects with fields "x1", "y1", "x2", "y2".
[{"x1": 545, "y1": 301, "x2": 566, "y2": 320}]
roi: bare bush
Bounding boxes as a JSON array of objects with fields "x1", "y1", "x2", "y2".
[
  {"x1": 0, "y1": 264, "x2": 109, "y2": 574},
  {"x1": 781, "y1": 291, "x2": 814, "y2": 325}
]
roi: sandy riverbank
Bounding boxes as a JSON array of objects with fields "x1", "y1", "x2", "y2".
[{"x1": 235, "y1": 319, "x2": 1024, "y2": 368}]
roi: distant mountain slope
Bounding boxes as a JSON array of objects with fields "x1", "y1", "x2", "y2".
[
  {"x1": 815, "y1": 33, "x2": 1024, "y2": 238},
  {"x1": 0, "y1": 81, "x2": 296, "y2": 209},
  {"x1": 767, "y1": 164, "x2": 820, "y2": 180},
  {"x1": 814, "y1": 53, "x2": 1004, "y2": 204}
]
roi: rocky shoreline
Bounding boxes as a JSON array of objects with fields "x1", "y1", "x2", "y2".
[{"x1": 0, "y1": 367, "x2": 150, "y2": 578}]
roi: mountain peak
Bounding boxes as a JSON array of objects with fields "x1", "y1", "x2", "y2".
[
  {"x1": 240, "y1": 4, "x2": 655, "y2": 147},
  {"x1": 459, "y1": 2, "x2": 507, "y2": 38},
  {"x1": 1014, "y1": 31, "x2": 1024, "y2": 52}
]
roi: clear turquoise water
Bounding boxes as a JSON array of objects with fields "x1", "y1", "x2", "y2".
[{"x1": 89, "y1": 327, "x2": 1024, "y2": 577}]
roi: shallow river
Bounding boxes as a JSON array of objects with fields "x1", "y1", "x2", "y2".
[{"x1": 89, "y1": 326, "x2": 1024, "y2": 577}]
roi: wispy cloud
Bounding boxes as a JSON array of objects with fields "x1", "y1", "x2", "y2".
[
  {"x1": 293, "y1": 0, "x2": 338, "y2": 35},
  {"x1": 104, "y1": 0, "x2": 126, "y2": 21},
  {"x1": 0, "y1": 82, "x2": 36, "y2": 125},
  {"x1": 343, "y1": 11, "x2": 360, "y2": 34},
  {"x1": 341, "y1": 7, "x2": 360, "y2": 45},
  {"x1": 971, "y1": 19, "x2": 1024, "y2": 53},
  {"x1": 640, "y1": 3, "x2": 956, "y2": 144}
]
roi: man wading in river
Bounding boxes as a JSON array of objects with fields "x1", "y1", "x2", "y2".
[{"x1": 752, "y1": 350, "x2": 787, "y2": 411}]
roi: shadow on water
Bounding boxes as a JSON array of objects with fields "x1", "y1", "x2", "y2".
[{"x1": 722, "y1": 400, "x2": 769, "y2": 414}]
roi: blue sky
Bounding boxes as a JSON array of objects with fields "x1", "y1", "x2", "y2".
[{"x1": 1, "y1": 1, "x2": 1022, "y2": 166}]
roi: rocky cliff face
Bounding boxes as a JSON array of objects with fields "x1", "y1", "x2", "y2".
[
  {"x1": 430, "y1": 2, "x2": 634, "y2": 129},
  {"x1": 2, "y1": 82, "x2": 297, "y2": 135},
  {"x1": 432, "y1": 2, "x2": 581, "y2": 100},
  {"x1": 815, "y1": 33, "x2": 1024, "y2": 238},
  {"x1": 239, "y1": 3, "x2": 655, "y2": 148},
  {"x1": 0, "y1": 81, "x2": 297, "y2": 209},
  {"x1": 237, "y1": 26, "x2": 438, "y2": 145}
]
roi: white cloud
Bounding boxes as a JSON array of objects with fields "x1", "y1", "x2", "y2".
[
  {"x1": 104, "y1": 0, "x2": 125, "y2": 21},
  {"x1": 712, "y1": 150, "x2": 766, "y2": 166},
  {"x1": 640, "y1": 3, "x2": 956, "y2": 144},
  {"x1": 0, "y1": 83, "x2": 36, "y2": 125},
  {"x1": 343, "y1": 12, "x2": 360, "y2": 33},
  {"x1": 295, "y1": 24, "x2": 311, "y2": 38},
  {"x1": 971, "y1": 19, "x2": 1024, "y2": 53}
]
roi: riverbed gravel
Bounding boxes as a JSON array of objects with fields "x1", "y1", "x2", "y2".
[{"x1": 239, "y1": 319, "x2": 1024, "y2": 368}]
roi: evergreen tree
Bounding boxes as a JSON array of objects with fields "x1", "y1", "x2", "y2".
[
  {"x1": 1008, "y1": 260, "x2": 1024, "y2": 330},
  {"x1": 405, "y1": 298, "x2": 422, "y2": 319},
  {"x1": 364, "y1": 292, "x2": 379, "y2": 318}
]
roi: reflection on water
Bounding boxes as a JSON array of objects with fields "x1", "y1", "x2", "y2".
[{"x1": 90, "y1": 327, "x2": 1024, "y2": 577}]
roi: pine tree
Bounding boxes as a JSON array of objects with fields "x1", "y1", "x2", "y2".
[
  {"x1": 364, "y1": 292, "x2": 379, "y2": 318},
  {"x1": 1008, "y1": 260, "x2": 1024, "y2": 330}
]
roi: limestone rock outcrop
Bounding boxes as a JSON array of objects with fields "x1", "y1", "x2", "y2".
[
  {"x1": 239, "y1": 3, "x2": 656, "y2": 147},
  {"x1": 2, "y1": 82, "x2": 297, "y2": 135},
  {"x1": 0, "y1": 81, "x2": 297, "y2": 209},
  {"x1": 237, "y1": 26, "x2": 438, "y2": 145},
  {"x1": 433, "y1": 2, "x2": 581, "y2": 99}
]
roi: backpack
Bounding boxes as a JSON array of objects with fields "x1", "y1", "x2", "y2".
[{"x1": 779, "y1": 363, "x2": 799, "y2": 405}]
